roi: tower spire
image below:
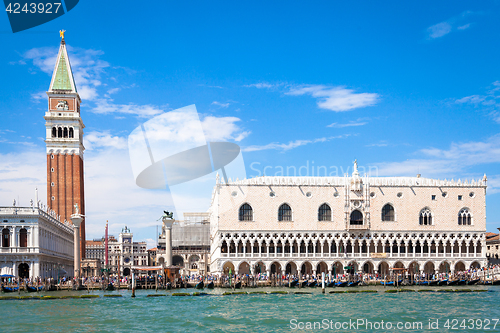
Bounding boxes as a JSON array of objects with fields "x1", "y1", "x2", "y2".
[{"x1": 49, "y1": 31, "x2": 77, "y2": 93}]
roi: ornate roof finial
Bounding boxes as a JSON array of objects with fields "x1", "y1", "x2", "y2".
[
  {"x1": 352, "y1": 159, "x2": 360, "y2": 178},
  {"x1": 59, "y1": 29, "x2": 65, "y2": 40}
]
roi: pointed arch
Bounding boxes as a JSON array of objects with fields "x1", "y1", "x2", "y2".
[
  {"x1": 69, "y1": 127, "x2": 74, "y2": 138},
  {"x1": 419, "y1": 207, "x2": 432, "y2": 225},
  {"x1": 278, "y1": 203, "x2": 292, "y2": 221},
  {"x1": 350, "y1": 210, "x2": 363, "y2": 225},
  {"x1": 52, "y1": 127, "x2": 57, "y2": 138},
  {"x1": 458, "y1": 208, "x2": 472, "y2": 225},
  {"x1": 381, "y1": 203, "x2": 395, "y2": 221},
  {"x1": 318, "y1": 203, "x2": 331, "y2": 221},
  {"x1": 239, "y1": 203, "x2": 253, "y2": 221}
]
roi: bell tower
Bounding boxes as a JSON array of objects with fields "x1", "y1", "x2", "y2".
[{"x1": 44, "y1": 31, "x2": 86, "y2": 259}]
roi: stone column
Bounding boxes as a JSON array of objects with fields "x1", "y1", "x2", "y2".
[
  {"x1": 71, "y1": 214, "x2": 83, "y2": 285},
  {"x1": 163, "y1": 218, "x2": 173, "y2": 267}
]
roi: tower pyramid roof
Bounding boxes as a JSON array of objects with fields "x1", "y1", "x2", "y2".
[{"x1": 48, "y1": 35, "x2": 77, "y2": 93}]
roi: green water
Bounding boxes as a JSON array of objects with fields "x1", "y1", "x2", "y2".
[{"x1": 1, "y1": 286, "x2": 499, "y2": 332}]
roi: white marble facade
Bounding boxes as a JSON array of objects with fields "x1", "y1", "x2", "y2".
[
  {"x1": 0, "y1": 205, "x2": 74, "y2": 278},
  {"x1": 209, "y1": 164, "x2": 488, "y2": 276}
]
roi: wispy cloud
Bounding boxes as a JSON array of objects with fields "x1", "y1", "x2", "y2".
[
  {"x1": 243, "y1": 135, "x2": 349, "y2": 152},
  {"x1": 426, "y1": 11, "x2": 475, "y2": 39},
  {"x1": 84, "y1": 131, "x2": 128, "y2": 150},
  {"x1": 327, "y1": 120, "x2": 368, "y2": 128},
  {"x1": 211, "y1": 101, "x2": 230, "y2": 108},
  {"x1": 244, "y1": 82, "x2": 283, "y2": 89},
  {"x1": 287, "y1": 85, "x2": 379, "y2": 112},
  {"x1": 90, "y1": 98, "x2": 164, "y2": 118},
  {"x1": 201, "y1": 116, "x2": 250, "y2": 142},
  {"x1": 455, "y1": 81, "x2": 500, "y2": 123}
]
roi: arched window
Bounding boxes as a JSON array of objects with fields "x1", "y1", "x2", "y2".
[
  {"x1": 419, "y1": 208, "x2": 432, "y2": 225},
  {"x1": 57, "y1": 127, "x2": 62, "y2": 138},
  {"x1": 239, "y1": 203, "x2": 253, "y2": 221},
  {"x1": 278, "y1": 204, "x2": 292, "y2": 221},
  {"x1": 191, "y1": 263, "x2": 198, "y2": 270},
  {"x1": 19, "y1": 228, "x2": 27, "y2": 248},
  {"x1": 350, "y1": 210, "x2": 363, "y2": 225},
  {"x1": 2, "y1": 228, "x2": 10, "y2": 247},
  {"x1": 63, "y1": 127, "x2": 68, "y2": 138},
  {"x1": 318, "y1": 203, "x2": 331, "y2": 221},
  {"x1": 52, "y1": 127, "x2": 57, "y2": 138},
  {"x1": 69, "y1": 127, "x2": 74, "y2": 138},
  {"x1": 458, "y1": 208, "x2": 472, "y2": 225},
  {"x1": 381, "y1": 204, "x2": 395, "y2": 221}
]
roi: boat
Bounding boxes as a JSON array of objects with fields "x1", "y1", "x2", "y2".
[
  {"x1": 456, "y1": 280, "x2": 467, "y2": 286},
  {"x1": 327, "y1": 281, "x2": 336, "y2": 288},
  {"x1": 428, "y1": 280, "x2": 439, "y2": 286},
  {"x1": 335, "y1": 281, "x2": 348, "y2": 287},
  {"x1": 437, "y1": 279, "x2": 448, "y2": 286},
  {"x1": 105, "y1": 283, "x2": 115, "y2": 291},
  {"x1": 26, "y1": 285, "x2": 43, "y2": 292},
  {"x1": 307, "y1": 280, "x2": 317, "y2": 288},
  {"x1": 300, "y1": 281, "x2": 307, "y2": 288},
  {"x1": 447, "y1": 279, "x2": 459, "y2": 286},
  {"x1": 467, "y1": 278, "x2": 480, "y2": 285},
  {"x1": 2, "y1": 286, "x2": 18, "y2": 293},
  {"x1": 493, "y1": 280, "x2": 500, "y2": 285},
  {"x1": 166, "y1": 282, "x2": 172, "y2": 290},
  {"x1": 289, "y1": 279, "x2": 298, "y2": 288},
  {"x1": 234, "y1": 281, "x2": 242, "y2": 289},
  {"x1": 195, "y1": 281, "x2": 204, "y2": 289},
  {"x1": 347, "y1": 281, "x2": 360, "y2": 287},
  {"x1": 207, "y1": 281, "x2": 214, "y2": 289}
]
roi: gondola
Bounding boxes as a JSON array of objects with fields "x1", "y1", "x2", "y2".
[
  {"x1": 26, "y1": 285, "x2": 43, "y2": 292},
  {"x1": 347, "y1": 281, "x2": 360, "y2": 287},
  {"x1": 335, "y1": 281, "x2": 348, "y2": 287},
  {"x1": 300, "y1": 280, "x2": 308, "y2": 288},
  {"x1": 166, "y1": 282, "x2": 172, "y2": 290},
  {"x1": 105, "y1": 283, "x2": 115, "y2": 291},
  {"x1": 307, "y1": 280, "x2": 317, "y2": 288},
  {"x1": 456, "y1": 280, "x2": 467, "y2": 286},
  {"x1": 467, "y1": 278, "x2": 480, "y2": 285},
  {"x1": 493, "y1": 280, "x2": 500, "y2": 285},
  {"x1": 234, "y1": 281, "x2": 242, "y2": 289},
  {"x1": 428, "y1": 280, "x2": 439, "y2": 286},
  {"x1": 327, "y1": 281, "x2": 336, "y2": 288},
  {"x1": 437, "y1": 279, "x2": 448, "y2": 286},
  {"x1": 289, "y1": 279, "x2": 298, "y2": 288},
  {"x1": 2, "y1": 285, "x2": 18, "y2": 293},
  {"x1": 447, "y1": 279, "x2": 459, "y2": 286},
  {"x1": 207, "y1": 281, "x2": 214, "y2": 289},
  {"x1": 195, "y1": 281, "x2": 204, "y2": 289}
]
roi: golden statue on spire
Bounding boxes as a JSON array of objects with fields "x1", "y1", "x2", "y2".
[{"x1": 59, "y1": 30, "x2": 65, "y2": 40}]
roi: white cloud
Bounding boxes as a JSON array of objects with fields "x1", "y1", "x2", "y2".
[
  {"x1": 84, "y1": 131, "x2": 128, "y2": 150},
  {"x1": 243, "y1": 135, "x2": 348, "y2": 152},
  {"x1": 91, "y1": 98, "x2": 164, "y2": 118},
  {"x1": 201, "y1": 116, "x2": 249, "y2": 142},
  {"x1": 244, "y1": 82, "x2": 281, "y2": 89},
  {"x1": 211, "y1": 101, "x2": 230, "y2": 108},
  {"x1": 426, "y1": 11, "x2": 475, "y2": 39},
  {"x1": 427, "y1": 22, "x2": 452, "y2": 38},
  {"x1": 327, "y1": 120, "x2": 367, "y2": 128},
  {"x1": 455, "y1": 81, "x2": 500, "y2": 123},
  {"x1": 287, "y1": 85, "x2": 379, "y2": 112}
]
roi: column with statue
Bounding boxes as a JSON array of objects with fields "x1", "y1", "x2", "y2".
[{"x1": 71, "y1": 203, "x2": 84, "y2": 289}]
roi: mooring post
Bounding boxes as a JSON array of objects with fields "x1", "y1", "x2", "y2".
[
  {"x1": 131, "y1": 272, "x2": 136, "y2": 298},
  {"x1": 322, "y1": 272, "x2": 325, "y2": 294}
]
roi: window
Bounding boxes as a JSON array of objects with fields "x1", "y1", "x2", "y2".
[
  {"x1": 458, "y1": 195, "x2": 463, "y2": 200},
  {"x1": 278, "y1": 204, "x2": 292, "y2": 221},
  {"x1": 318, "y1": 204, "x2": 331, "y2": 221},
  {"x1": 350, "y1": 210, "x2": 363, "y2": 225},
  {"x1": 63, "y1": 127, "x2": 68, "y2": 138},
  {"x1": 19, "y1": 228, "x2": 27, "y2": 248},
  {"x1": 458, "y1": 208, "x2": 472, "y2": 225},
  {"x1": 2, "y1": 228, "x2": 9, "y2": 247},
  {"x1": 69, "y1": 128, "x2": 74, "y2": 138},
  {"x1": 419, "y1": 208, "x2": 432, "y2": 225},
  {"x1": 52, "y1": 127, "x2": 56, "y2": 138},
  {"x1": 239, "y1": 203, "x2": 253, "y2": 221},
  {"x1": 431, "y1": 195, "x2": 436, "y2": 200},
  {"x1": 58, "y1": 127, "x2": 62, "y2": 138},
  {"x1": 381, "y1": 204, "x2": 395, "y2": 221}
]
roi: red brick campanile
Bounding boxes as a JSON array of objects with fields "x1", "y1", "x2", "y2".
[{"x1": 44, "y1": 33, "x2": 86, "y2": 259}]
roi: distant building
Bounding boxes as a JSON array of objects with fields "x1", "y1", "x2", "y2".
[
  {"x1": 107, "y1": 226, "x2": 148, "y2": 276},
  {"x1": 157, "y1": 213, "x2": 210, "y2": 276},
  {"x1": 486, "y1": 230, "x2": 500, "y2": 264},
  {"x1": 147, "y1": 247, "x2": 157, "y2": 266},
  {"x1": 0, "y1": 204, "x2": 73, "y2": 278},
  {"x1": 85, "y1": 235, "x2": 117, "y2": 265}
]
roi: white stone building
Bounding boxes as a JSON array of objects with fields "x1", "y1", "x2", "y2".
[
  {"x1": 209, "y1": 162, "x2": 487, "y2": 277},
  {"x1": 107, "y1": 226, "x2": 148, "y2": 276},
  {"x1": 0, "y1": 204, "x2": 74, "y2": 278}
]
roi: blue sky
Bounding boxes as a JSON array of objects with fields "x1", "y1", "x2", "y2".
[{"x1": 1, "y1": 1, "x2": 500, "y2": 245}]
